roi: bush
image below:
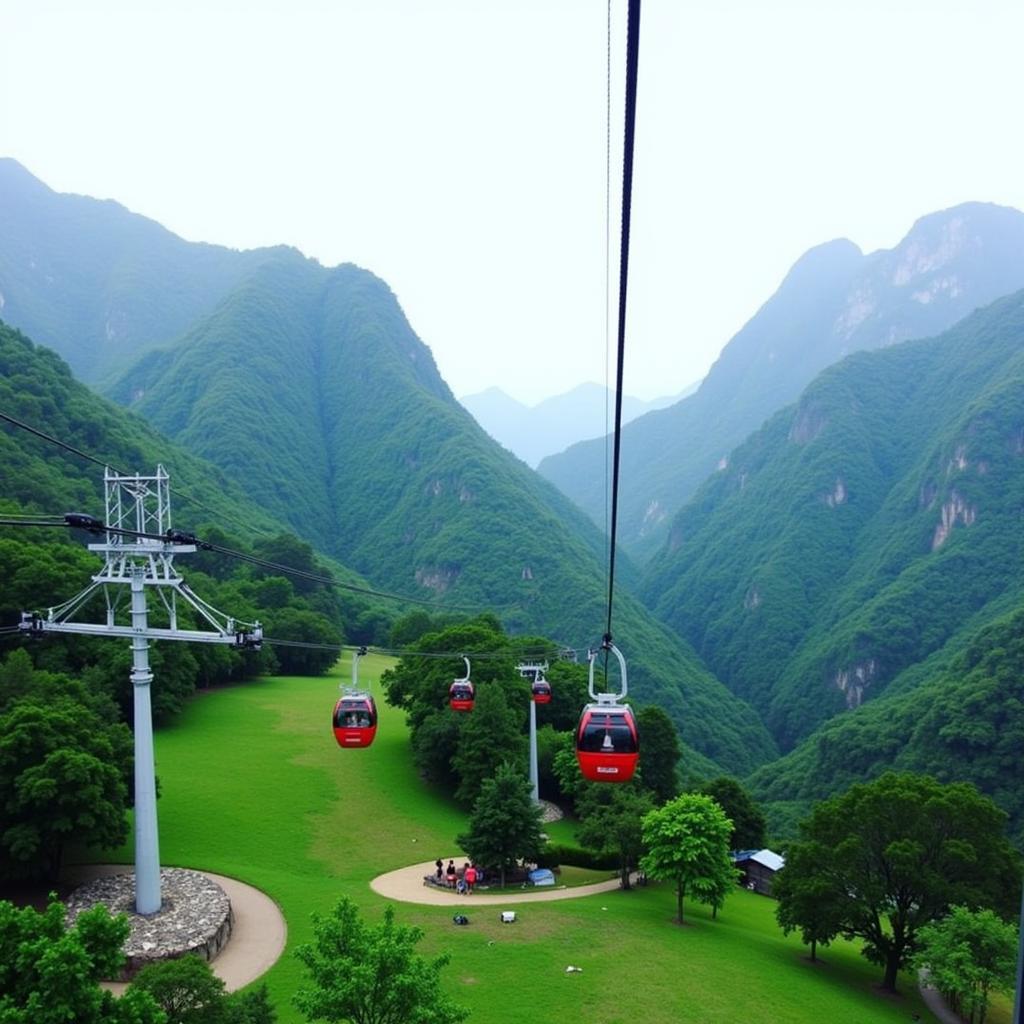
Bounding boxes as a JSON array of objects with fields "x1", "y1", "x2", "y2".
[{"x1": 537, "y1": 842, "x2": 618, "y2": 871}]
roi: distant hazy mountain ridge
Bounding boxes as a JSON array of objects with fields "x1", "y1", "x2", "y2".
[
  {"x1": 460, "y1": 382, "x2": 694, "y2": 467},
  {"x1": 0, "y1": 157, "x2": 285, "y2": 384},
  {"x1": 539, "y1": 203, "x2": 1024, "y2": 561}
]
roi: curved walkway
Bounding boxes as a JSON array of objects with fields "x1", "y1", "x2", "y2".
[
  {"x1": 64, "y1": 865, "x2": 287, "y2": 994},
  {"x1": 371, "y1": 860, "x2": 629, "y2": 906}
]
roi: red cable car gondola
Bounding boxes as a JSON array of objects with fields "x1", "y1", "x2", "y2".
[
  {"x1": 574, "y1": 640, "x2": 639, "y2": 782},
  {"x1": 332, "y1": 647, "x2": 378, "y2": 748},
  {"x1": 518, "y1": 660, "x2": 552, "y2": 705},
  {"x1": 333, "y1": 694, "x2": 378, "y2": 748},
  {"x1": 531, "y1": 679, "x2": 552, "y2": 704},
  {"x1": 449, "y1": 657, "x2": 474, "y2": 712}
]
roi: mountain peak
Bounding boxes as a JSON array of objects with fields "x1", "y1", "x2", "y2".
[
  {"x1": 778, "y1": 237, "x2": 863, "y2": 293},
  {"x1": 0, "y1": 157, "x2": 52, "y2": 196}
]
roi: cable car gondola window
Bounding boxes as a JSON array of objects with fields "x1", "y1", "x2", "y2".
[{"x1": 579, "y1": 719, "x2": 636, "y2": 753}]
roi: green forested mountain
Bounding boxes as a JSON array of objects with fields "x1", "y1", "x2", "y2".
[
  {"x1": 0, "y1": 159, "x2": 284, "y2": 384},
  {"x1": 749, "y1": 604, "x2": 1024, "y2": 844},
  {"x1": 0, "y1": 317, "x2": 389, "y2": 719},
  {"x1": 0, "y1": 318, "x2": 287, "y2": 540},
  {"x1": 641, "y1": 286, "x2": 1024, "y2": 817},
  {"x1": 539, "y1": 203, "x2": 1024, "y2": 561},
  {"x1": 103, "y1": 253, "x2": 775, "y2": 774}
]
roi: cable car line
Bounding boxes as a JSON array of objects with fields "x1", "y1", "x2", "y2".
[
  {"x1": 604, "y1": 0, "x2": 640, "y2": 645},
  {"x1": 0, "y1": 509, "x2": 487, "y2": 612},
  {"x1": 0, "y1": 409, "x2": 273, "y2": 539},
  {"x1": 571, "y1": 0, "x2": 642, "y2": 784}
]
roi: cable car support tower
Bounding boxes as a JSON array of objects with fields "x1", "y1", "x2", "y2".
[{"x1": 20, "y1": 466, "x2": 262, "y2": 915}]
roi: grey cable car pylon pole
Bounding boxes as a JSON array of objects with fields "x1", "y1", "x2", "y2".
[{"x1": 20, "y1": 466, "x2": 262, "y2": 915}]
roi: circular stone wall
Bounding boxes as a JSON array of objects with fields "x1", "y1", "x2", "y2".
[{"x1": 65, "y1": 867, "x2": 233, "y2": 980}]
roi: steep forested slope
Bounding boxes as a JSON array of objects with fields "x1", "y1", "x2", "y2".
[
  {"x1": 0, "y1": 159, "x2": 281, "y2": 383},
  {"x1": 540, "y1": 204, "x2": 1024, "y2": 560},
  {"x1": 748, "y1": 604, "x2": 1024, "y2": 844},
  {"x1": 0, "y1": 318, "x2": 383, "y2": 716},
  {"x1": 643, "y1": 289, "x2": 1024, "y2": 757},
  {"x1": 0, "y1": 318, "x2": 286, "y2": 539},
  {"x1": 107, "y1": 255, "x2": 776, "y2": 773}
]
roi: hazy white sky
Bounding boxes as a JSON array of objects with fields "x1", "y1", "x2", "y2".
[{"x1": 2, "y1": 0, "x2": 1024, "y2": 403}]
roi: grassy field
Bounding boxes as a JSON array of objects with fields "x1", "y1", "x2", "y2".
[{"x1": 92, "y1": 654, "x2": 991, "y2": 1024}]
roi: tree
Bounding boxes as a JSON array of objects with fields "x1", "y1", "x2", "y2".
[
  {"x1": 700, "y1": 777, "x2": 766, "y2": 850},
  {"x1": 0, "y1": 695, "x2": 133, "y2": 880},
  {"x1": 129, "y1": 954, "x2": 227, "y2": 1024},
  {"x1": 449, "y1": 683, "x2": 526, "y2": 805},
  {"x1": 912, "y1": 906, "x2": 1018, "y2": 1024},
  {"x1": 635, "y1": 705, "x2": 681, "y2": 804},
  {"x1": 773, "y1": 841, "x2": 844, "y2": 961},
  {"x1": 779, "y1": 772, "x2": 1020, "y2": 991},
  {"x1": 293, "y1": 897, "x2": 468, "y2": 1024},
  {"x1": 0, "y1": 896, "x2": 164, "y2": 1024},
  {"x1": 575, "y1": 784, "x2": 653, "y2": 890},
  {"x1": 264, "y1": 608, "x2": 340, "y2": 675},
  {"x1": 457, "y1": 762, "x2": 544, "y2": 887},
  {"x1": 640, "y1": 793, "x2": 736, "y2": 924},
  {"x1": 224, "y1": 985, "x2": 277, "y2": 1024}
]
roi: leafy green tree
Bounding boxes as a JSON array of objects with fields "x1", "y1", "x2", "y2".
[
  {"x1": 635, "y1": 704, "x2": 681, "y2": 804},
  {"x1": 0, "y1": 695, "x2": 132, "y2": 880},
  {"x1": 129, "y1": 954, "x2": 226, "y2": 1023},
  {"x1": 293, "y1": 897, "x2": 467, "y2": 1024},
  {"x1": 780, "y1": 772, "x2": 1020, "y2": 991},
  {"x1": 535, "y1": 725, "x2": 568, "y2": 802},
  {"x1": 551, "y1": 733, "x2": 586, "y2": 810},
  {"x1": 700, "y1": 776, "x2": 766, "y2": 850},
  {"x1": 575, "y1": 784, "x2": 653, "y2": 890},
  {"x1": 0, "y1": 897, "x2": 164, "y2": 1023},
  {"x1": 450, "y1": 683, "x2": 526, "y2": 805},
  {"x1": 457, "y1": 762, "x2": 544, "y2": 887},
  {"x1": 264, "y1": 608, "x2": 340, "y2": 675},
  {"x1": 410, "y1": 709, "x2": 461, "y2": 789},
  {"x1": 224, "y1": 985, "x2": 276, "y2": 1024},
  {"x1": 912, "y1": 906, "x2": 1018, "y2": 1024},
  {"x1": 773, "y1": 841, "x2": 843, "y2": 961},
  {"x1": 640, "y1": 793, "x2": 736, "y2": 924}
]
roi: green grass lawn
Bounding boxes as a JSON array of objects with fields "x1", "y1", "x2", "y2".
[{"x1": 92, "y1": 655, "x2": 994, "y2": 1024}]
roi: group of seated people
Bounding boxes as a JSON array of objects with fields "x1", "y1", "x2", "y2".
[{"x1": 424, "y1": 858, "x2": 484, "y2": 893}]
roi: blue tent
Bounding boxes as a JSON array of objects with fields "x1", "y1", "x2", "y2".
[{"x1": 528, "y1": 868, "x2": 556, "y2": 886}]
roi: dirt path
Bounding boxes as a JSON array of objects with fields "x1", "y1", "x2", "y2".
[{"x1": 370, "y1": 860, "x2": 629, "y2": 906}]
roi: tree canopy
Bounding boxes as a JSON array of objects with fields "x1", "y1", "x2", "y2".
[
  {"x1": 912, "y1": 905, "x2": 1019, "y2": 1024},
  {"x1": 0, "y1": 673, "x2": 133, "y2": 880},
  {"x1": 774, "y1": 772, "x2": 1021, "y2": 991},
  {"x1": 700, "y1": 776, "x2": 766, "y2": 851},
  {"x1": 575, "y1": 783, "x2": 653, "y2": 890},
  {"x1": 456, "y1": 762, "x2": 544, "y2": 888},
  {"x1": 0, "y1": 897, "x2": 163, "y2": 1024},
  {"x1": 294, "y1": 897, "x2": 468, "y2": 1024},
  {"x1": 640, "y1": 793, "x2": 736, "y2": 924}
]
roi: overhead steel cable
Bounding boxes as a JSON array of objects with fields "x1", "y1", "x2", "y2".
[
  {"x1": 604, "y1": 0, "x2": 641, "y2": 644},
  {"x1": 0, "y1": 512, "x2": 492, "y2": 612},
  {"x1": 0, "y1": 409, "x2": 273, "y2": 539},
  {"x1": 0, "y1": 518, "x2": 69, "y2": 529}
]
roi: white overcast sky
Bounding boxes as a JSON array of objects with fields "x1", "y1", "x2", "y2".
[{"x1": 2, "y1": 0, "x2": 1024, "y2": 403}]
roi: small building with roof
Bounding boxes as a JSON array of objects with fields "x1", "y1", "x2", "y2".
[{"x1": 731, "y1": 848, "x2": 785, "y2": 895}]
